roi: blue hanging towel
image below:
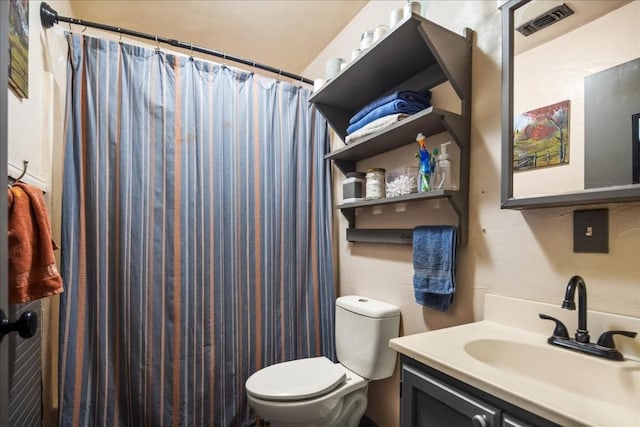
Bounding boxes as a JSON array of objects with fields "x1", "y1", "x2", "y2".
[{"x1": 412, "y1": 225, "x2": 457, "y2": 312}]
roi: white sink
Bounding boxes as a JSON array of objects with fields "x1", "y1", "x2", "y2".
[
  {"x1": 389, "y1": 311, "x2": 640, "y2": 427},
  {"x1": 463, "y1": 338, "x2": 640, "y2": 408}
]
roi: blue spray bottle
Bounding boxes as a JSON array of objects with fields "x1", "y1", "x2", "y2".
[{"x1": 416, "y1": 133, "x2": 431, "y2": 192}]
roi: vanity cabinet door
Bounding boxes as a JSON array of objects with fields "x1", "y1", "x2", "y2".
[
  {"x1": 503, "y1": 413, "x2": 536, "y2": 427},
  {"x1": 401, "y1": 364, "x2": 501, "y2": 427}
]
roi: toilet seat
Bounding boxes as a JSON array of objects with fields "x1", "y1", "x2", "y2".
[{"x1": 245, "y1": 357, "x2": 346, "y2": 402}]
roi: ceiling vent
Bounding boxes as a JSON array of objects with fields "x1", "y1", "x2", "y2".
[{"x1": 516, "y1": 3, "x2": 575, "y2": 36}]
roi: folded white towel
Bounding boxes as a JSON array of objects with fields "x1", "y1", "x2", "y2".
[{"x1": 345, "y1": 113, "x2": 408, "y2": 144}]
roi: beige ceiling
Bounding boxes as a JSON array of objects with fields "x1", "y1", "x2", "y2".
[{"x1": 66, "y1": 1, "x2": 368, "y2": 76}]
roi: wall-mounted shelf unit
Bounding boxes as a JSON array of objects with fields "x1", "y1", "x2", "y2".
[
  {"x1": 338, "y1": 188, "x2": 463, "y2": 244},
  {"x1": 310, "y1": 13, "x2": 472, "y2": 246}
]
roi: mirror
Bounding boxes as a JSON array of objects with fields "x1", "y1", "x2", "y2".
[{"x1": 501, "y1": 0, "x2": 640, "y2": 208}]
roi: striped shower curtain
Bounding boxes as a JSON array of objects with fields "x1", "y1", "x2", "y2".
[{"x1": 59, "y1": 34, "x2": 335, "y2": 427}]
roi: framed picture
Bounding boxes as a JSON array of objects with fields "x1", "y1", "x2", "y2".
[
  {"x1": 513, "y1": 100, "x2": 570, "y2": 171},
  {"x1": 8, "y1": 0, "x2": 29, "y2": 99}
]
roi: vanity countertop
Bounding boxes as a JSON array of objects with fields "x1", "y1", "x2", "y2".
[{"x1": 389, "y1": 294, "x2": 640, "y2": 427}]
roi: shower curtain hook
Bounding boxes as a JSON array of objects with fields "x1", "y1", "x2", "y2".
[
  {"x1": 118, "y1": 31, "x2": 122, "y2": 44},
  {"x1": 155, "y1": 35, "x2": 160, "y2": 53},
  {"x1": 189, "y1": 42, "x2": 194, "y2": 59}
]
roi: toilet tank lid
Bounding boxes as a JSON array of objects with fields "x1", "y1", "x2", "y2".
[
  {"x1": 336, "y1": 296, "x2": 400, "y2": 319},
  {"x1": 245, "y1": 357, "x2": 346, "y2": 402}
]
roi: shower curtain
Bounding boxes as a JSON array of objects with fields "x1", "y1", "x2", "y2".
[{"x1": 59, "y1": 34, "x2": 335, "y2": 427}]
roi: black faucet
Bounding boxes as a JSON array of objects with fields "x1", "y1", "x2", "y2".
[
  {"x1": 539, "y1": 275, "x2": 637, "y2": 361},
  {"x1": 561, "y1": 275, "x2": 590, "y2": 343}
]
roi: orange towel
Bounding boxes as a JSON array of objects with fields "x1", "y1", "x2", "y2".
[{"x1": 7, "y1": 182, "x2": 63, "y2": 303}]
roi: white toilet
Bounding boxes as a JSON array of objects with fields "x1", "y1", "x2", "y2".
[{"x1": 245, "y1": 295, "x2": 401, "y2": 427}]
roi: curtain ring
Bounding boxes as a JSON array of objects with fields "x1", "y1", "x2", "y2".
[
  {"x1": 81, "y1": 26, "x2": 87, "y2": 33},
  {"x1": 118, "y1": 31, "x2": 122, "y2": 44},
  {"x1": 155, "y1": 35, "x2": 160, "y2": 53}
]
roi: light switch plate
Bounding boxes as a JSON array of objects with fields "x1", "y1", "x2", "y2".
[{"x1": 573, "y1": 209, "x2": 608, "y2": 253}]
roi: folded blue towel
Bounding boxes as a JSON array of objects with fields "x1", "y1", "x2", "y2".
[
  {"x1": 349, "y1": 90, "x2": 431, "y2": 125},
  {"x1": 346, "y1": 100, "x2": 428, "y2": 135},
  {"x1": 412, "y1": 225, "x2": 457, "y2": 312}
]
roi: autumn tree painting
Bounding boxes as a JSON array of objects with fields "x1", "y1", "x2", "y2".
[{"x1": 513, "y1": 100, "x2": 570, "y2": 171}]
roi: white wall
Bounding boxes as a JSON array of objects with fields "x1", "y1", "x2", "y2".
[
  {"x1": 8, "y1": 1, "x2": 72, "y2": 424},
  {"x1": 304, "y1": 1, "x2": 640, "y2": 425}
]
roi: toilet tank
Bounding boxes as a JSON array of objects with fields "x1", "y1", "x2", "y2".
[{"x1": 335, "y1": 296, "x2": 401, "y2": 380}]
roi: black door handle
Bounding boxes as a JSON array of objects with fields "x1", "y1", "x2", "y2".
[{"x1": 0, "y1": 309, "x2": 38, "y2": 342}]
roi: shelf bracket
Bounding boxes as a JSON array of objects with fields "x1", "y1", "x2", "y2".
[
  {"x1": 441, "y1": 114, "x2": 466, "y2": 150},
  {"x1": 417, "y1": 22, "x2": 473, "y2": 103},
  {"x1": 333, "y1": 159, "x2": 356, "y2": 175},
  {"x1": 341, "y1": 209, "x2": 356, "y2": 228}
]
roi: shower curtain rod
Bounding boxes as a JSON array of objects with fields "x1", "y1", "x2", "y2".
[{"x1": 39, "y1": 2, "x2": 314, "y2": 85}]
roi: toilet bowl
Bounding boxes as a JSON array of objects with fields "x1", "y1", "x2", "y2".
[
  {"x1": 245, "y1": 296, "x2": 401, "y2": 427},
  {"x1": 246, "y1": 357, "x2": 368, "y2": 427}
]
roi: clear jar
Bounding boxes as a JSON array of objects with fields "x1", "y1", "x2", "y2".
[
  {"x1": 404, "y1": 1, "x2": 421, "y2": 18},
  {"x1": 342, "y1": 172, "x2": 366, "y2": 203},
  {"x1": 365, "y1": 168, "x2": 385, "y2": 200},
  {"x1": 386, "y1": 166, "x2": 418, "y2": 197},
  {"x1": 360, "y1": 30, "x2": 374, "y2": 50}
]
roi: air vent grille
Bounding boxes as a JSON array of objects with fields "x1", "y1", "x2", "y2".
[{"x1": 516, "y1": 3, "x2": 575, "y2": 37}]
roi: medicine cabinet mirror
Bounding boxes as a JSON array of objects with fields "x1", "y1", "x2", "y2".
[{"x1": 501, "y1": 0, "x2": 640, "y2": 209}]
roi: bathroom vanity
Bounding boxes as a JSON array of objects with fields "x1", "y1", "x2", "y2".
[
  {"x1": 389, "y1": 294, "x2": 640, "y2": 427},
  {"x1": 400, "y1": 355, "x2": 557, "y2": 427}
]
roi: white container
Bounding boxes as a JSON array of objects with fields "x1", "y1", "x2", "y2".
[
  {"x1": 404, "y1": 1, "x2": 421, "y2": 18},
  {"x1": 390, "y1": 8, "x2": 404, "y2": 28},
  {"x1": 365, "y1": 168, "x2": 385, "y2": 200},
  {"x1": 313, "y1": 78, "x2": 325, "y2": 93},
  {"x1": 342, "y1": 172, "x2": 366, "y2": 203},
  {"x1": 373, "y1": 25, "x2": 389, "y2": 42},
  {"x1": 325, "y1": 57, "x2": 344, "y2": 81},
  {"x1": 351, "y1": 48, "x2": 361, "y2": 61},
  {"x1": 360, "y1": 30, "x2": 374, "y2": 50}
]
